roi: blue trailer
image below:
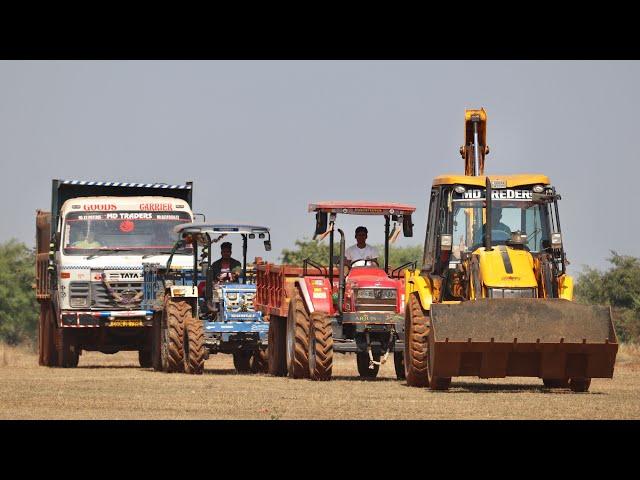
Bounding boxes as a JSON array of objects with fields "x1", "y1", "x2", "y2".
[{"x1": 142, "y1": 223, "x2": 271, "y2": 374}]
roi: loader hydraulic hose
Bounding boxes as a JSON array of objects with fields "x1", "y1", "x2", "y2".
[{"x1": 485, "y1": 176, "x2": 493, "y2": 251}]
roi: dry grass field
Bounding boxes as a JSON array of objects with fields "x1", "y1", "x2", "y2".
[{"x1": 1, "y1": 343, "x2": 639, "y2": 420}]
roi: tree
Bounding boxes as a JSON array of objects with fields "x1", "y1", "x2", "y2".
[
  {"x1": 0, "y1": 240, "x2": 38, "y2": 345},
  {"x1": 575, "y1": 251, "x2": 640, "y2": 343}
]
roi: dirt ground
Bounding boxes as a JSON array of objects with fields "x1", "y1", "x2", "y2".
[{"x1": 1, "y1": 343, "x2": 639, "y2": 420}]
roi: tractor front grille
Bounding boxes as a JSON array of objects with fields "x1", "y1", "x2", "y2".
[{"x1": 354, "y1": 288, "x2": 397, "y2": 312}]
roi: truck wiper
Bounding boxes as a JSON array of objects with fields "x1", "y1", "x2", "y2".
[
  {"x1": 142, "y1": 251, "x2": 175, "y2": 259},
  {"x1": 86, "y1": 248, "x2": 136, "y2": 260}
]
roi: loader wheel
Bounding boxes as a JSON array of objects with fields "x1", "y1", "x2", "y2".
[
  {"x1": 151, "y1": 312, "x2": 163, "y2": 371},
  {"x1": 268, "y1": 316, "x2": 287, "y2": 376},
  {"x1": 405, "y1": 293, "x2": 429, "y2": 387},
  {"x1": 138, "y1": 349, "x2": 152, "y2": 368},
  {"x1": 569, "y1": 378, "x2": 591, "y2": 392},
  {"x1": 394, "y1": 351, "x2": 406, "y2": 380},
  {"x1": 543, "y1": 378, "x2": 569, "y2": 389},
  {"x1": 183, "y1": 318, "x2": 205, "y2": 375},
  {"x1": 356, "y1": 351, "x2": 379, "y2": 379},
  {"x1": 308, "y1": 312, "x2": 333, "y2": 381},
  {"x1": 162, "y1": 299, "x2": 189, "y2": 373},
  {"x1": 233, "y1": 351, "x2": 253, "y2": 373},
  {"x1": 57, "y1": 329, "x2": 79, "y2": 368},
  {"x1": 286, "y1": 290, "x2": 310, "y2": 379},
  {"x1": 251, "y1": 348, "x2": 269, "y2": 373}
]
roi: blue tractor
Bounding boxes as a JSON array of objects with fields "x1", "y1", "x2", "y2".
[{"x1": 142, "y1": 223, "x2": 272, "y2": 374}]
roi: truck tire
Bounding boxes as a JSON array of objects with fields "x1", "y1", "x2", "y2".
[
  {"x1": 57, "y1": 329, "x2": 79, "y2": 368},
  {"x1": 356, "y1": 351, "x2": 379, "y2": 379},
  {"x1": 286, "y1": 290, "x2": 310, "y2": 379},
  {"x1": 39, "y1": 303, "x2": 57, "y2": 367},
  {"x1": 151, "y1": 312, "x2": 163, "y2": 371},
  {"x1": 233, "y1": 351, "x2": 252, "y2": 373},
  {"x1": 162, "y1": 299, "x2": 188, "y2": 373},
  {"x1": 308, "y1": 312, "x2": 332, "y2": 381},
  {"x1": 405, "y1": 293, "x2": 429, "y2": 387},
  {"x1": 183, "y1": 318, "x2": 205, "y2": 374},
  {"x1": 268, "y1": 316, "x2": 287, "y2": 376},
  {"x1": 394, "y1": 351, "x2": 406, "y2": 380},
  {"x1": 569, "y1": 378, "x2": 591, "y2": 392},
  {"x1": 543, "y1": 378, "x2": 569, "y2": 388},
  {"x1": 138, "y1": 349, "x2": 152, "y2": 368},
  {"x1": 251, "y1": 348, "x2": 269, "y2": 373}
]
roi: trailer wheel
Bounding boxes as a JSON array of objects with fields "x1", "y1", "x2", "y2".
[
  {"x1": 268, "y1": 316, "x2": 287, "y2": 376},
  {"x1": 162, "y1": 299, "x2": 188, "y2": 373},
  {"x1": 183, "y1": 318, "x2": 205, "y2": 375},
  {"x1": 356, "y1": 351, "x2": 379, "y2": 379},
  {"x1": 251, "y1": 348, "x2": 269, "y2": 373},
  {"x1": 308, "y1": 312, "x2": 332, "y2": 381},
  {"x1": 286, "y1": 290, "x2": 310, "y2": 379},
  {"x1": 138, "y1": 349, "x2": 152, "y2": 368},
  {"x1": 57, "y1": 329, "x2": 79, "y2": 368},
  {"x1": 543, "y1": 378, "x2": 569, "y2": 389},
  {"x1": 151, "y1": 312, "x2": 163, "y2": 371},
  {"x1": 233, "y1": 351, "x2": 252, "y2": 373},
  {"x1": 405, "y1": 293, "x2": 429, "y2": 387},
  {"x1": 569, "y1": 378, "x2": 591, "y2": 392},
  {"x1": 394, "y1": 351, "x2": 405, "y2": 380}
]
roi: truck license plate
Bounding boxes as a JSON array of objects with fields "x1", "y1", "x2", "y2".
[{"x1": 108, "y1": 320, "x2": 144, "y2": 327}]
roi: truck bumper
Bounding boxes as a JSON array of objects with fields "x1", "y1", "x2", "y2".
[{"x1": 60, "y1": 310, "x2": 154, "y2": 327}]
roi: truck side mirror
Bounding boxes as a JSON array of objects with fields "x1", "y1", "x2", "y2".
[
  {"x1": 314, "y1": 212, "x2": 328, "y2": 237},
  {"x1": 403, "y1": 215, "x2": 414, "y2": 237}
]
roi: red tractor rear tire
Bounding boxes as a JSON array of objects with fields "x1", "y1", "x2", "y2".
[
  {"x1": 308, "y1": 312, "x2": 332, "y2": 381},
  {"x1": 286, "y1": 290, "x2": 310, "y2": 379}
]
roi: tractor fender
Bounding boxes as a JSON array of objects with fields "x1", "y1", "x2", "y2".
[
  {"x1": 404, "y1": 269, "x2": 433, "y2": 311},
  {"x1": 294, "y1": 277, "x2": 333, "y2": 314}
]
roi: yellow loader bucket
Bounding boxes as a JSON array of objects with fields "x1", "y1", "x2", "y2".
[{"x1": 429, "y1": 298, "x2": 618, "y2": 380}]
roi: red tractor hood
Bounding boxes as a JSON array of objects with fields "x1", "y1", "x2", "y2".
[{"x1": 346, "y1": 267, "x2": 398, "y2": 289}]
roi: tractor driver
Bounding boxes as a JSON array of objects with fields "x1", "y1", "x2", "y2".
[
  {"x1": 482, "y1": 207, "x2": 511, "y2": 240},
  {"x1": 345, "y1": 226, "x2": 379, "y2": 267},
  {"x1": 210, "y1": 242, "x2": 242, "y2": 282}
]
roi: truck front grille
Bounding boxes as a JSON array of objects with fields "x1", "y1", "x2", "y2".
[
  {"x1": 91, "y1": 282, "x2": 143, "y2": 309},
  {"x1": 69, "y1": 281, "x2": 90, "y2": 307}
]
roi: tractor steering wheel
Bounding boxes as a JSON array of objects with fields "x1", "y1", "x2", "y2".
[{"x1": 350, "y1": 258, "x2": 379, "y2": 268}]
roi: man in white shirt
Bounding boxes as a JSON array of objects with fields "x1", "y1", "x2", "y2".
[{"x1": 345, "y1": 226, "x2": 379, "y2": 267}]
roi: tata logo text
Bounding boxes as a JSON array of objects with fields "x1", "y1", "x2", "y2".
[
  {"x1": 83, "y1": 204, "x2": 117, "y2": 211},
  {"x1": 120, "y1": 272, "x2": 141, "y2": 279}
]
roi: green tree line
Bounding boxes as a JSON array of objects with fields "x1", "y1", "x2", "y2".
[{"x1": 0, "y1": 239, "x2": 639, "y2": 345}]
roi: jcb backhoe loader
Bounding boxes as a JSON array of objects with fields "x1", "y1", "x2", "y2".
[{"x1": 404, "y1": 108, "x2": 617, "y2": 392}]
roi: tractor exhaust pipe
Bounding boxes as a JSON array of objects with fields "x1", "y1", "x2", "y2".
[{"x1": 337, "y1": 228, "x2": 345, "y2": 314}]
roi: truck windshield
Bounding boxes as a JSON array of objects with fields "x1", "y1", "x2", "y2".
[
  {"x1": 450, "y1": 199, "x2": 549, "y2": 259},
  {"x1": 63, "y1": 211, "x2": 192, "y2": 255}
]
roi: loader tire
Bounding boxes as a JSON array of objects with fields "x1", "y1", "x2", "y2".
[
  {"x1": 268, "y1": 316, "x2": 287, "y2": 376},
  {"x1": 405, "y1": 293, "x2": 429, "y2": 387},
  {"x1": 57, "y1": 329, "x2": 79, "y2": 368},
  {"x1": 308, "y1": 312, "x2": 333, "y2": 381},
  {"x1": 569, "y1": 378, "x2": 591, "y2": 392},
  {"x1": 251, "y1": 348, "x2": 269, "y2": 373},
  {"x1": 183, "y1": 318, "x2": 205, "y2": 375},
  {"x1": 138, "y1": 349, "x2": 152, "y2": 368},
  {"x1": 163, "y1": 299, "x2": 189, "y2": 373},
  {"x1": 151, "y1": 312, "x2": 163, "y2": 371},
  {"x1": 394, "y1": 351, "x2": 406, "y2": 380},
  {"x1": 233, "y1": 351, "x2": 252, "y2": 373},
  {"x1": 356, "y1": 351, "x2": 379, "y2": 379},
  {"x1": 543, "y1": 378, "x2": 569, "y2": 389},
  {"x1": 286, "y1": 290, "x2": 310, "y2": 379}
]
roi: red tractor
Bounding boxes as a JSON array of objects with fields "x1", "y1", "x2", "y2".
[{"x1": 256, "y1": 202, "x2": 416, "y2": 380}]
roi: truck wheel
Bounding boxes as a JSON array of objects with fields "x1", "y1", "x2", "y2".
[
  {"x1": 569, "y1": 378, "x2": 591, "y2": 392},
  {"x1": 233, "y1": 351, "x2": 252, "y2": 373},
  {"x1": 268, "y1": 316, "x2": 287, "y2": 376},
  {"x1": 543, "y1": 378, "x2": 569, "y2": 388},
  {"x1": 183, "y1": 318, "x2": 205, "y2": 374},
  {"x1": 308, "y1": 312, "x2": 332, "y2": 381},
  {"x1": 286, "y1": 290, "x2": 310, "y2": 379},
  {"x1": 39, "y1": 303, "x2": 57, "y2": 366},
  {"x1": 138, "y1": 350, "x2": 152, "y2": 368},
  {"x1": 163, "y1": 299, "x2": 188, "y2": 373},
  {"x1": 405, "y1": 293, "x2": 429, "y2": 387},
  {"x1": 151, "y1": 312, "x2": 163, "y2": 371},
  {"x1": 57, "y1": 329, "x2": 79, "y2": 368},
  {"x1": 356, "y1": 351, "x2": 379, "y2": 379},
  {"x1": 251, "y1": 348, "x2": 269, "y2": 373},
  {"x1": 394, "y1": 351, "x2": 406, "y2": 380}
]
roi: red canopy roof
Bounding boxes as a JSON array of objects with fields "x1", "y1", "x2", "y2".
[{"x1": 308, "y1": 201, "x2": 416, "y2": 215}]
